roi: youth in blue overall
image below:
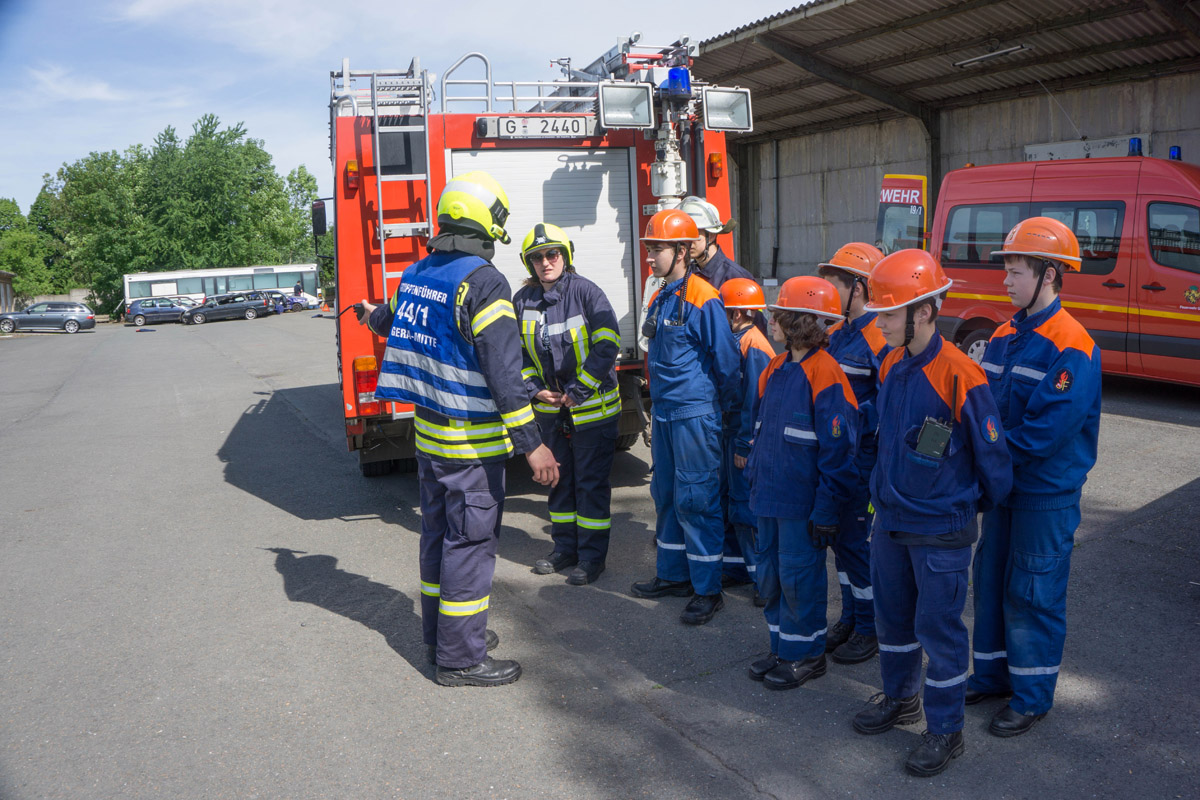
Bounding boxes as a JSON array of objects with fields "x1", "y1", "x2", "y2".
[
  {"x1": 745, "y1": 276, "x2": 858, "y2": 690},
  {"x1": 817, "y1": 243, "x2": 888, "y2": 664},
  {"x1": 357, "y1": 171, "x2": 559, "y2": 687},
  {"x1": 514, "y1": 223, "x2": 621, "y2": 587},
  {"x1": 967, "y1": 217, "x2": 1101, "y2": 737},
  {"x1": 718, "y1": 278, "x2": 774, "y2": 600},
  {"x1": 629, "y1": 209, "x2": 741, "y2": 626},
  {"x1": 851, "y1": 249, "x2": 1012, "y2": 777}
]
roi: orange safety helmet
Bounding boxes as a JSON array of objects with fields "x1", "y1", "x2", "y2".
[
  {"x1": 720, "y1": 278, "x2": 766, "y2": 310},
  {"x1": 641, "y1": 208, "x2": 700, "y2": 243},
  {"x1": 770, "y1": 276, "x2": 843, "y2": 322},
  {"x1": 997, "y1": 216, "x2": 1082, "y2": 271},
  {"x1": 817, "y1": 242, "x2": 884, "y2": 281},
  {"x1": 864, "y1": 249, "x2": 953, "y2": 312}
]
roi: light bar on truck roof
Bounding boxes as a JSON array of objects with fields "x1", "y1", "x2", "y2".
[
  {"x1": 702, "y1": 87, "x2": 753, "y2": 133},
  {"x1": 597, "y1": 82, "x2": 655, "y2": 129}
]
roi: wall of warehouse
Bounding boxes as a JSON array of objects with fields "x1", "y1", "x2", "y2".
[{"x1": 730, "y1": 71, "x2": 1200, "y2": 285}]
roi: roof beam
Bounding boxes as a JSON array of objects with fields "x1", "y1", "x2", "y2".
[
  {"x1": 699, "y1": 1, "x2": 1149, "y2": 86},
  {"x1": 747, "y1": 2, "x2": 1149, "y2": 102},
  {"x1": 1146, "y1": 0, "x2": 1200, "y2": 45},
  {"x1": 754, "y1": 32, "x2": 933, "y2": 122},
  {"x1": 735, "y1": 110, "x2": 910, "y2": 145}
]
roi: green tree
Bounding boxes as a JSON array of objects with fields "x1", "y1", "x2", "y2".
[
  {"x1": 0, "y1": 198, "x2": 53, "y2": 300},
  {"x1": 28, "y1": 185, "x2": 72, "y2": 292}
]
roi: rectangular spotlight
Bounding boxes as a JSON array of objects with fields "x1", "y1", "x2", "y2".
[
  {"x1": 702, "y1": 86, "x2": 753, "y2": 132},
  {"x1": 597, "y1": 82, "x2": 655, "y2": 129}
]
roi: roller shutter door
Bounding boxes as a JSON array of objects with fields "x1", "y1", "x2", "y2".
[{"x1": 449, "y1": 148, "x2": 639, "y2": 356}]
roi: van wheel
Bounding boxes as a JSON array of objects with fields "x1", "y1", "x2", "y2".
[
  {"x1": 960, "y1": 328, "x2": 993, "y2": 364},
  {"x1": 615, "y1": 433, "x2": 640, "y2": 451}
]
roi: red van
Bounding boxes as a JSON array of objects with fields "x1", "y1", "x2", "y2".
[{"x1": 926, "y1": 155, "x2": 1200, "y2": 388}]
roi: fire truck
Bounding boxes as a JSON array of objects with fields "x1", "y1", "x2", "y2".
[{"x1": 319, "y1": 36, "x2": 754, "y2": 475}]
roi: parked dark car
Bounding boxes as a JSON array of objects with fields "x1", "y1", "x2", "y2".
[
  {"x1": 127, "y1": 298, "x2": 189, "y2": 326},
  {"x1": 0, "y1": 302, "x2": 96, "y2": 334},
  {"x1": 181, "y1": 293, "x2": 271, "y2": 325},
  {"x1": 264, "y1": 290, "x2": 305, "y2": 313}
]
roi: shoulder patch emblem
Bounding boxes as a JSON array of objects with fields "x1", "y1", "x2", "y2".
[
  {"x1": 1053, "y1": 368, "x2": 1073, "y2": 393},
  {"x1": 983, "y1": 415, "x2": 1000, "y2": 444},
  {"x1": 831, "y1": 414, "x2": 843, "y2": 438}
]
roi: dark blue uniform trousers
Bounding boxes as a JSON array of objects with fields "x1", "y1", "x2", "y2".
[
  {"x1": 834, "y1": 487, "x2": 875, "y2": 635},
  {"x1": 417, "y1": 456, "x2": 505, "y2": 669},
  {"x1": 650, "y1": 410, "x2": 724, "y2": 596},
  {"x1": 720, "y1": 430, "x2": 758, "y2": 583},
  {"x1": 755, "y1": 517, "x2": 827, "y2": 661},
  {"x1": 970, "y1": 503, "x2": 1079, "y2": 715},
  {"x1": 540, "y1": 412, "x2": 618, "y2": 564},
  {"x1": 872, "y1": 530, "x2": 973, "y2": 735}
]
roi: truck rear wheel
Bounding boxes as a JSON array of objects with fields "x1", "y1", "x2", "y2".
[
  {"x1": 959, "y1": 328, "x2": 994, "y2": 364},
  {"x1": 360, "y1": 459, "x2": 394, "y2": 477},
  {"x1": 615, "y1": 433, "x2": 640, "y2": 451}
]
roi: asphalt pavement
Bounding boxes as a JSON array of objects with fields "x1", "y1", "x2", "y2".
[{"x1": 1, "y1": 314, "x2": 1197, "y2": 799}]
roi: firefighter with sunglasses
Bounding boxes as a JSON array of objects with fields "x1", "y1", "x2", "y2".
[{"x1": 514, "y1": 223, "x2": 622, "y2": 587}]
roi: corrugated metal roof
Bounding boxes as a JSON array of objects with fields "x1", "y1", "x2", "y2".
[{"x1": 695, "y1": 0, "x2": 1200, "y2": 142}]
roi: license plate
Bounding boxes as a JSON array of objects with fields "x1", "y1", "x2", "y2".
[{"x1": 496, "y1": 116, "x2": 596, "y2": 139}]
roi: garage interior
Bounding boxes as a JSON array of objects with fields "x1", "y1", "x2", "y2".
[{"x1": 691, "y1": 0, "x2": 1200, "y2": 282}]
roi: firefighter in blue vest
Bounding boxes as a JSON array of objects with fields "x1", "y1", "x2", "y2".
[
  {"x1": 967, "y1": 217, "x2": 1101, "y2": 737},
  {"x1": 356, "y1": 171, "x2": 559, "y2": 687},
  {"x1": 817, "y1": 243, "x2": 888, "y2": 665},
  {"x1": 851, "y1": 249, "x2": 1012, "y2": 777},
  {"x1": 630, "y1": 209, "x2": 742, "y2": 625},
  {"x1": 514, "y1": 223, "x2": 621, "y2": 586}
]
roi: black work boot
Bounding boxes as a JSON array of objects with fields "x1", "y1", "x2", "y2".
[
  {"x1": 427, "y1": 628, "x2": 498, "y2": 665},
  {"x1": 965, "y1": 686, "x2": 1012, "y2": 705},
  {"x1": 763, "y1": 655, "x2": 827, "y2": 690},
  {"x1": 852, "y1": 692, "x2": 923, "y2": 735},
  {"x1": 533, "y1": 550, "x2": 577, "y2": 575},
  {"x1": 680, "y1": 593, "x2": 724, "y2": 625},
  {"x1": 988, "y1": 705, "x2": 1047, "y2": 738},
  {"x1": 630, "y1": 576, "x2": 693, "y2": 598},
  {"x1": 435, "y1": 656, "x2": 522, "y2": 687},
  {"x1": 905, "y1": 730, "x2": 965, "y2": 777},
  {"x1": 831, "y1": 633, "x2": 879, "y2": 665},
  {"x1": 566, "y1": 561, "x2": 605, "y2": 586},
  {"x1": 825, "y1": 620, "x2": 853, "y2": 653},
  {"x1": 748, "y1": 653, "x2": 780, "y2": 682}
]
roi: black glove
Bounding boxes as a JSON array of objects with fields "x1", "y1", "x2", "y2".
[{"x1": 809, "y1": 521, "x2": 839, "y2": 549}]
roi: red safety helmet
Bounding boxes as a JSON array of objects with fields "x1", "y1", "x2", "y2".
[
  {"x1": 641, "y1": 208, "x2": 700, "y2": 243},
  {"x1": 864, "y1": 249, "x2": 953, "y2": 312},
  {"x1": 997, "y1": 216, "x2": 1082, "y2": 271},
  {"x1": 720, "y1": 278, "x2": 766, "y2": 310},
  {"x1": 770, "y1": 276, "x2": 843, "y2": 322},
  {"x1": 817, "y1": 242, "x2": 884, "y2": 281}
]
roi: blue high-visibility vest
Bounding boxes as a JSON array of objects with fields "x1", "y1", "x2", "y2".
[{"x1": 375, "y1": 252, "x2": 498, "y2": 420}]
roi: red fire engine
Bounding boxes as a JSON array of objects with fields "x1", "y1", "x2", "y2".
[{"x1": 319, "y1": 38, "x2": 753, "y2": 475}]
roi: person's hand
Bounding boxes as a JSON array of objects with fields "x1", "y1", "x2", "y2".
[
  {"x1": 535, "y1": 390, "x2": 564, "y2": 406},
  {"x1": 526, "y1": 443, "x2": 560, "y2": 487},
  {"x1": 734, "y1": 454, "x2": 747, "y2": 469},
  {"x1": 356, "y1": 300, "x2": 377, "y2": 325},
  {"x1": 560, "y1": 394, "x2": 576, "y2": 409},
  {"x1": 808, "y1": 521, "x2": 839, "y2": 549}
]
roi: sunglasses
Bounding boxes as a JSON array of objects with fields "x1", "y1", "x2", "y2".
[{"x1": 529, "y1": 249, "x2": 563, "y2": 264}]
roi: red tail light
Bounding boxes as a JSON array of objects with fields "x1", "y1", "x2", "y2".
[
  {"x1": 345, "y1": 159, "x2": 360, "y2": 192},
  {"x1": 353, "y1": 355, "x2": 381, "y2": 416}
]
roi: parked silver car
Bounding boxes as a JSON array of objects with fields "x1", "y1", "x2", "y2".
[{"x1": 0, "y1": 302, "x2": 96, "y2": 334}]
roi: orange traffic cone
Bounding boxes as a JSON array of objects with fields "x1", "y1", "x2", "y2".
[{"x1": 321, "y1": 302, "x2": 330, "y2": 311}]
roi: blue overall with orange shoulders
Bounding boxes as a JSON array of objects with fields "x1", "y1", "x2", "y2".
[
  {"x1": 645, "y1": 271, "x2": 742, "y2": 596},
  {"x1": 871, "y1": 334, "x2": 1012, "y2": 734},
  {"x1": 746, "y1": 348, "x2": 858, "y2": 661},
  {"x1": 722, "y1": 324, "x2": 775, "y2": 583},
  {"x1": 969, "y1": 297, "x2": 1101, "y2": 715},
  {"x1": 826, "y1": 312, "x2": 890, "y2": 635}
]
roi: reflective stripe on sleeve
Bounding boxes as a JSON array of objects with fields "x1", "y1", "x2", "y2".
[
  {"x1": 471, "y1": 299, "x2": 516, "y2": 336},
  {"x1": 981, "y1": 361, "x2": 1003, "y2": 376},
  {"x1": 590, "y1": 327, "x2": 619, "y2": 346},
  {"x1": 1011, "y1": 365, "x2": 1047, "y2": 381},
  {"x1": 578, "y1": 370, "x2": 602, "y2": 390},
  {"x1": 500, "y1": 404, "x2": 535, "y2": 429}
]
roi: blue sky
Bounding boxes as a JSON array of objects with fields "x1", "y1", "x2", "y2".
[{"x1": 0, "y1": 0, "x2": 790, "y2": 214}]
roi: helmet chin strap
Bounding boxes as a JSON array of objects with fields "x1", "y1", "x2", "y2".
[
  {"x1": 1024, "y1": 260, "x2": 1052, "y2": 313},
  {"x1": 903, "y1": 304, "x2": 916, "y2": 351}
]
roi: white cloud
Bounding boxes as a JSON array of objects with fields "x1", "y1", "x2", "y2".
[{"x1": 29, "y1": 64, "x2": 128, "y2": 103}]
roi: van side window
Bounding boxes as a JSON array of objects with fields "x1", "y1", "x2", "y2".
[
  {"x1": 940, "y1": 204, "x2": 1026, "y2": 268},
  {"x1": 1034, "y1": 202, "x2": 1125, "y2": 276},
  {"x1": 1148, "y1": 203, "x2": 1200, "y2": 275}
]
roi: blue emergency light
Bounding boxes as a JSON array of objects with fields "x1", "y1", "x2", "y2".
[
  {"x1": 1128, "y1": 137, "x2": 1143, "y2": 156},
  {"x1": 1170, "y1": 146, "x2": 1182, "y2": 161},
  {"x1": 667, "y1": 67, "x2": 691, "y2": 97}
]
